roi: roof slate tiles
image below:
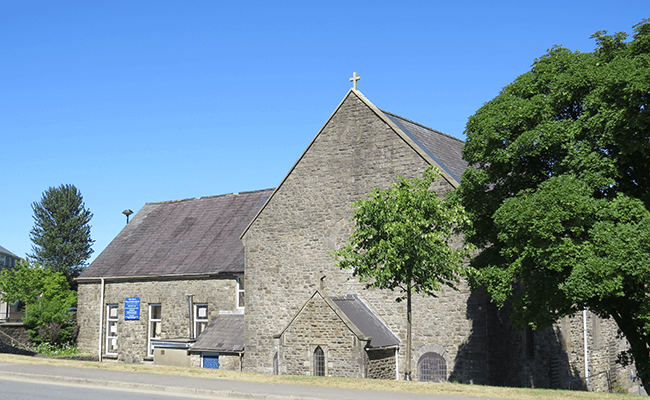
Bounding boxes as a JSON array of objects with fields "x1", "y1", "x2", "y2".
[
  {"x1": 80, "y1": 189, "x2": 273, "y2": 279},
  {"x1": 382, "y1": 111, "x2": 468, "y2": 183},
  {"x1": 331, "y1": 294, "x2": 400, "y2": 349},
  {"x1": 190, "y1": 313, "x2": 244, "y2": 353}
]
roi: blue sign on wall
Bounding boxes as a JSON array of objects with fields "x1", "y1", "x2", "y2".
[{"x1": 124, "y1": 297, "x2": 140, "y2": 320}]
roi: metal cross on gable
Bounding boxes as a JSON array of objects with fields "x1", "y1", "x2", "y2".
[{"x1": 349, "y1": 72, "x2": 360, "y2": 90}]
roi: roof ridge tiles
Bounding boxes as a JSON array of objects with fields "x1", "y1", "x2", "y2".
[
  {"x1": 380, "y1": 109, "x2": 465, "y2": 144},
  {"x1": 144, "y1": 188, "x2": 275, "y2": 206}
]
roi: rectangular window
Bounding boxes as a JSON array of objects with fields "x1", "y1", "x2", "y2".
[
  {"x1": 194, "y1": 304, "x2": 208, "y2": 337},
  {"x1": 105, "y1": 304, "x2": 119, "y2": 355},
  {"x1": 148, "y1": 304, "x2": 162, "y2": 357},
  {"x1": 237, "y1": 277, "x2": 244, "y2": 309}
]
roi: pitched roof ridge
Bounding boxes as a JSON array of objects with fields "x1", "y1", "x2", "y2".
[
  {"x1": 380, "y1": 109, "x2": 465, "y2": 144},
  {"x1": 144, "y1": 188, "x2": 275, "y2": 206}
]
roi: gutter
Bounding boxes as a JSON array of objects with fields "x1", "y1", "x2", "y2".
[
  {"x1": 77, "y1": 270, "x2": 243, "y2": 283},
  {"x1": 98, "y1": 278, "x2": 105, "y2": 362}
]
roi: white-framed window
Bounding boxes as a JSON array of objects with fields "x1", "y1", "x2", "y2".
[
  {"x1": 147, "y1": 304, "x2": 162, "y2": 357},
  {"x1": 194, "y1": 303, "x2": 208, "y2": 337},
  {"x1": 105, "y1": 304, "x2": 119, "y2": 355},
  {"x1": 236, "y1": 277, "x2": 244, "y2": 309}
]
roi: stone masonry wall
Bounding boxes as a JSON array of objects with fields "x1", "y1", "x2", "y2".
[
  {"x1": 77, "y1": 276, "x2": 240, "y2": 363},
  {"x1": 189, "y1": 353, "x2": 241, "y2": 370},
  {"x1": 0, "y1": 324, "x2": 31, "y2": 348},
  {"x1": 367, "y1": 348, "x2": 396, "y2": 380},
  {"x1": 486, "y1": 299, "x2": 636, "y2": 393},
  {"x1": 279, "y1": 293, "x2": 366, "y2": 378},
  {"x1": 242, "y1": 91, "x2": 488, "y2": 382}
]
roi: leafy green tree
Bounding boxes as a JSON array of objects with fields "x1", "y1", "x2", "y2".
[
  {"x1": 0, "y1": 260, "x2": 73, "y2": 306},
  {"x1": 30, "y1": 184, "x2": 94, "y2": 282},
  {"x1": 0, "y1": 260, "x2": 77, "y2": 344},
  {"x1": 334, "y1": 166, "x2": 473, "y2": 380},
  {"x1": 23, "y1": 297, "x2": 76, "y2": 345},
  {"x1": 457, "y1": 21, "x2": 650, "y2": 388}
]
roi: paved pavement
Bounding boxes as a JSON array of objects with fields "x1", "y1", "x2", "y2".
[{"x1": 0, "y1": 361, "x2": 505, "y2": 400}]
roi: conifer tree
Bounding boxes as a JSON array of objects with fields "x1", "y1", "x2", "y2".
[{"x1": 30, "y1": 184, "x2": 94, "y2": 282}]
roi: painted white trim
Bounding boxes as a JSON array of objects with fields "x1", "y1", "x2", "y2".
[
  {"x1": 98, "y1": 278, "x2": 105, "y2": 362},
  {"x1": 236, "y1": 277, "x2": 244, "y2": 310},
  {"x1": 147, "y1": 304, "x2": 162, "y2": 357},
  {"x1": 105, "y1": 304, "x2": 119, "y2": 356},
  {"x1": 194, "y1": 303, "x2": 209, "y2": 337}
]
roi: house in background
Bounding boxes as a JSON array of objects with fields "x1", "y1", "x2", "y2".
[
  {"x1": 0, "y1": 245, "x2": 21, "y2": 322},
  {"x1": 76, "y1": 189, "x2": 272, "y2": 365}
]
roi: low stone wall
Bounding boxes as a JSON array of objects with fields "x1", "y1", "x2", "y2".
[
  {"x1": 0, "y1": 323, "x2": 34, "y2": 355},
  {"x1": 0, "y1": 323, "x2": 31, "y2": 347},
  {"x1": 189, "y1": 353, "x2": 241, "y2": 370}
]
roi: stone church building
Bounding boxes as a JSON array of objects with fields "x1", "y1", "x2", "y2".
[{"x1": 77, "y1": 86, "x2": 637, "y2": 392}]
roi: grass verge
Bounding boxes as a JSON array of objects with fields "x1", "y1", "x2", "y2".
[{"x1": 0, "y1": 353, "x2": 633, "y2": 399}]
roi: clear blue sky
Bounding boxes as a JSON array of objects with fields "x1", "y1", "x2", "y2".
[{"x1": 1, "y1": 1, "x2": 646, "y2": 264}]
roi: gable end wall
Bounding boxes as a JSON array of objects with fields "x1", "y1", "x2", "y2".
[{"x1": 242, "y1": 92, "x2": 487, "y2": 380}]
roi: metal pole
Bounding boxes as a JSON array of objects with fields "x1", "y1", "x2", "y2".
[{"x1": 583, "y1": 309, "x2": 589, "y2": 390}]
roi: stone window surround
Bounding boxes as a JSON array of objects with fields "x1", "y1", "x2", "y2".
[
  {"x1": 418, "y1": 351, "x2": 447, "y2": 382},
  {"x1": 105, "y1": 304, "x2": 119, "y2": 355},
  {"x1": 412, "y1": 344, "x2": 448, "y2": 382},
  {"x1": 310, "y1": 344, "x2": 327, "y2": 376}
]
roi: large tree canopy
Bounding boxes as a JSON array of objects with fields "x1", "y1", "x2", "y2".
[
  {"x1": 458, "y1": 21, "x2": 650, "y2": 387},
  {"x1": 334, "y1": 166, "x2": 473, "y2": 380},
  {"x1": 30, "y1": 184, "x2": 94, "y2": 281}
]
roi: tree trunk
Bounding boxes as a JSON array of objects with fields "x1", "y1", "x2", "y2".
[{"x1": 405, "y1": 283, "x2": 412, "y2": 380}]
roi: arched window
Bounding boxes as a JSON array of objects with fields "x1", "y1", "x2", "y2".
[
  {"x1": 314, "y1": 346, "x2": 325, "y2": 376},
  {"x1": 418, "y1": 352, "x2": 446, "y2": 382}
]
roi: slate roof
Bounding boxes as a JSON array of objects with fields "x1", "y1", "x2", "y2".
[
  {"x1": 0, "y1": 246, "x2": 19, "y2": 259},
  {"x1": 190, "y1": 313, "x2": 244, "y2": 353},
  {"x1": 79, "y1": 189, "x2": 274, "y2": 279},
  {"x1": 382, "y1": 111, "x2": 468, "y2": 183},
  {"x1": 331, "y1": 294, "x2": 400, "y2": 349}
]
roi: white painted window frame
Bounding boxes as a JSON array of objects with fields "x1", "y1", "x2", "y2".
[
  {"x1": 147, "y1": 304, "x2": 162, "y2": 357},
  {"x1": 105, "y1": 304, "x2": 119, "y2": 355},
  {"x1": 236, "y1": 277, "x2": 244, "y2": 310},
  {"x1": 194, "y1": 303, "x2": 208, "y2": 337}
]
